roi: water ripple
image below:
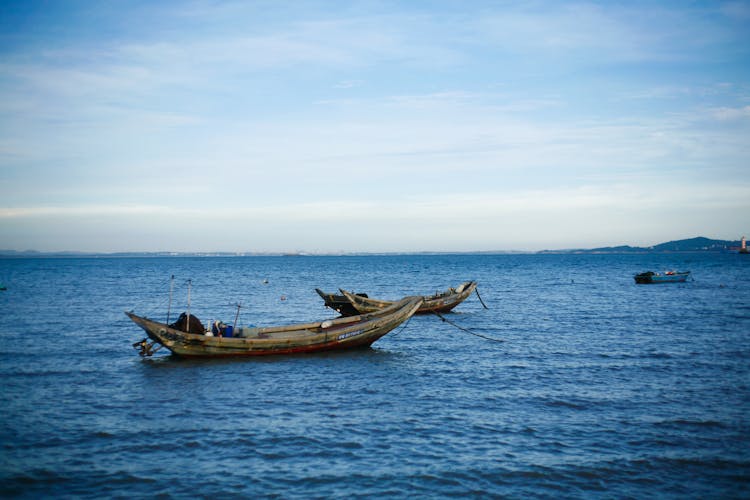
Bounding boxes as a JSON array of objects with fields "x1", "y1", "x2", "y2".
[{"x1": 0, "y1": 253, "x2": 748, "y2": 498}]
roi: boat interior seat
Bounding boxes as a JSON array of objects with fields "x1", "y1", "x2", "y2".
[{"x1": 235, "y1": 327, "x2": 261, "y2": 338}]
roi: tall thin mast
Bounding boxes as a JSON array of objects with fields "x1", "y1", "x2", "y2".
[
  {"x1": 233, "y1": 303, "x2": 241, "y2": 332},
  {"x1": 167, "y1": 274, "x2": 175, "y2": 324},
  {"x1": 186, "y1": 279, "x2": 192, "y2": 333}
]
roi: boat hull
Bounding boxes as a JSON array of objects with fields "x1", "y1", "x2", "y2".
[
  {"x1": 126, "y1": 296, "x2": 422, "y2": 357},
  {"x1": 339, "y1": 281, "x2": 478, "y2": 315}
]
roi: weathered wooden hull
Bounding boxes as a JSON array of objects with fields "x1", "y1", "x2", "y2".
[
  {"x1": 339, "y1": 281, "x2": 478, "y2": 315},
  {"x1": 634, "y1": 271, "x2": 690, "y2": 284},
  {"x1": 126, "y1": 296, "x2": 423, "y2": 357}
]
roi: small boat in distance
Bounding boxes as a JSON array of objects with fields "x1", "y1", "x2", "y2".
[
  {"x1": 634, "y1": 271, "x2": 691, "y2": 284},
  {"x1": 126, "y1": 295, "x2": 423, "y2": 357},
  {"x1": 337, "y1": 281, "x2": 479, "y2": 315}
]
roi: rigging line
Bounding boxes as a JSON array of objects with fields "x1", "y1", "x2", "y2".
[
  {"x1": 475, "y1": 288, "x2": 489, "y2": 309},
  {"x1": 136, "y1": 276, "x2": 190, "y2": 321},
  {"x1": 135, "y1": 294, "x2": 170, "y2": 321},
  {"x1": 432, "y1": 312, "x2": 504, "y2": 343},
  {"x1": 134, "y1": 275, "x2": 178, "y2": 319}
]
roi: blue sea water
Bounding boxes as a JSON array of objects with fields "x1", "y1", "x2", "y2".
[{"x1": 0, "y1": 253, "x2": 748, "y2": 498}]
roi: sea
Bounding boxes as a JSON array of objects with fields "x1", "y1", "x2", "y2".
[{"x1": 0, "y1": 253, "x2": 748, "y2": 499}]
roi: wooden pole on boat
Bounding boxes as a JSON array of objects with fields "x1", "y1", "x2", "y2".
[
  {"x1": 167, "y1": 275, "x2": 175, "y2": 324},
  {"x1": 186, "y1": 279, "x2": 192, "y2": 333},
  {"x1": 233, "y1": 303, "x2": 241, "y2": 332}
]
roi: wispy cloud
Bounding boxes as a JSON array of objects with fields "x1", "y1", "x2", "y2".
[
  {"x1": 711, "y1": 105, "x2": 750, "y2": 121},
  {"x1": 333, "y1": 80, "x2": 364, "y2": 89}
]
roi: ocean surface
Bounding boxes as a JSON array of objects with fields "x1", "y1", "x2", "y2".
[{"x1": 0, "y1": 253, "x2": 748, "y2": 498}]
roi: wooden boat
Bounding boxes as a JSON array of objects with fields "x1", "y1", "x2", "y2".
[
  {"x1": 634, "y1": 271, "x2": 691, "y2": 284},
  {"x1": 315, "y1": 288, "x2": 368, "y2": 316},
  {"x1": 338, "y1": 281, "x2": 478, "y2": 315},
  {"x1": 126, "y1": 295, "x2": 423, "y2": 357}
]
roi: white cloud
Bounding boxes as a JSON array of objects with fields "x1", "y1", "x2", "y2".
[
  {"x1": 333, "y1": 80, "x2": 364, "y2": 89},
  {"x1": 711, "y1": 105, "x2": 750, "y2": 121}
]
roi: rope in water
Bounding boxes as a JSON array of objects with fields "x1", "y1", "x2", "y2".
[
  {"x1": 433, "y1": 312, "x2": 505, "y2": 343},
  {"x1": 475, "y1": 288, "x2": 489, "y2": 309}
]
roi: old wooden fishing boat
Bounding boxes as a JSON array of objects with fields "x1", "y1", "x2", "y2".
[
  {"x1": 315, "y1": 288, "x2": 369, "y2": 316},
  {"x1": 126, "y1": 295, "x2": 423, "y2": 357},
  {"x1": 338, "y1": 281, "x2": 479, "y2": 315},
  {"x1": 634, "y1": 271, "x2": 691, "y2": 284}
]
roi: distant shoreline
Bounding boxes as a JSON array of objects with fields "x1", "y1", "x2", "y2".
[
  {"x1": 0, "y1": 250, "x2": 530, "y2": 258},
  {"x1": 0, "y1": 236, "x2": 745, "y2": 258}
]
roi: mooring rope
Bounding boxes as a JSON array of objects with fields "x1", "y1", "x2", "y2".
[
  {"x1": 389, "y1": 314, "x2": 414, "y2": 337},
  {"x1": 475, "y1": 288, "x2": 489, "y2": 309},
  {"x1": 433, "y1": 312, "x2": 504, "y2": 343}
]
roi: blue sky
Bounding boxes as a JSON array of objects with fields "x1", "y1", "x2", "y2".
[{"x1": 1, "y1": 1, "x2": 748, "y2": 253}]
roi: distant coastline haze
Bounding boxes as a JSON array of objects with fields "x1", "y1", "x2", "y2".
[{"x1": 0, "y1": 236, "x2": 746, "y2": 257}]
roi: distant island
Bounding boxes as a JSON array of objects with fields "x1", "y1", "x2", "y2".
[
  {"x1": 538, "y1": 236, "x2": 746, "y2": 254},
  {"x1": 0, "y1": 236, "x2": 746, "y2": 257}
]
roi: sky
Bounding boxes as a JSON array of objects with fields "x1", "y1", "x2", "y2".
[{"x1": 0, "y1": 0, "x2": 749, "y2": 253}]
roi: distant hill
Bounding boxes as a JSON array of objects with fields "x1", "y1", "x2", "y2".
[
  {"x1": 540, "y1": 236, "x2": 743, "y2": 254},
  {"x1": 650, "y1": 236, "x2": 740, "y2": 252}
]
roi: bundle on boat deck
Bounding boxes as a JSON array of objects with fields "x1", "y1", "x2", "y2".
[{"x1": 169, "y1": 312, "x2": 205, "y2": 334}]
